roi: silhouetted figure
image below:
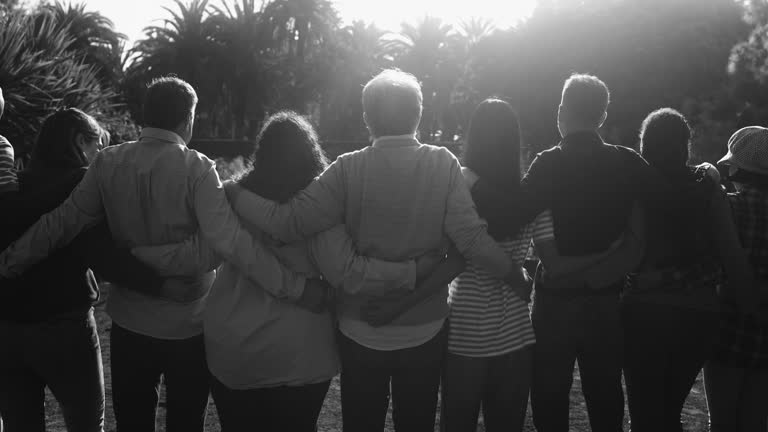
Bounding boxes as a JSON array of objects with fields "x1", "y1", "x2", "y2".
[
  {"x1": 706, "y1": 126, "x2": 768, "y2": 432},
  {"x1": 622, "y1": 108, "x2": 754, "y2": 432}
]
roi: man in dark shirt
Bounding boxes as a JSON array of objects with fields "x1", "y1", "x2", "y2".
[{"x1": 523, "y1": 74, "x2": 647, "y2": 432}]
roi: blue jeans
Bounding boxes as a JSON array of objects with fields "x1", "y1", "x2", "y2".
[
  {"x1": 110, "y1": 323, "x2": 210, "y2": 432},
  {"x1": 622, "y1": 302, "x2": 718, "y2": 432},
  {"x1": 210, "y1": 374, "x2": 330, "y2": 432},
  {"x1": 338, "y1": 327, "x2": 446, "y2": 432},
  {"x1": 440, "y1": 347, "x2": 532, "y2": 432},
  {"x1": 0, "y1": 308, "x2": 105, "y2": 432},
  {"x1": 530, "y1": 290, "x2": 625, "y2": 432}
]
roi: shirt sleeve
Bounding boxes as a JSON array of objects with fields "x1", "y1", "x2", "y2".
[
  {"x1": 443, "y1": 156, "x2": 512, "y2": 279},
  {"x1": 72, "y1": 222, "x2": 165, "y2": 294},
  {"x1": 0, "y1": 158, "x2": 105, "y2": 277},
  {"x1": 308, "y1": 225, "x2": 417, "y2": 296},
  {"x1": 192, "y1": 166, "x2": 306, "y2": 300},
  {"x1": 225, "y1": 159, "x2": 347, "y2": 243},
  {"x1": 130, "y1": 232, "x2": 223, "y2": 276}
]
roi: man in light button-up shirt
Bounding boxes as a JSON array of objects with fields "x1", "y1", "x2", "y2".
[
  {"x1": 225, "y1": 69, "x2": 522, "y2": 431},
  {"x1": 0, "y1": 77, "x2": 310, "y2": 431}
]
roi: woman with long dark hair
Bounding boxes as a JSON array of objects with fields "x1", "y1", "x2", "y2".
[
  {"x1": 621, "y1": 108, "x2": 755, "y2": 432},
  {"x1": 440, "y1": 99, "x2": 538, "y2": 431},
  {"x1": 0, "y1": 108, "x2": 163, "y2": 432}
]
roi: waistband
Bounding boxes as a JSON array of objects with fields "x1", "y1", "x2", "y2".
[{"x1": 627, "y1": 262, "x2": 722, "y2": 295}]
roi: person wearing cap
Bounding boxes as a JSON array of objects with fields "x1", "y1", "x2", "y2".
[
  {"x1": 705, "y1": 126, "x2": 768, "y2": 432},
  {"x1": 0, "y1": 87, "x2": 19, "y2": 194},
  {"x1": 619, "y1": 108, "x2": 755, "y2": 432}
]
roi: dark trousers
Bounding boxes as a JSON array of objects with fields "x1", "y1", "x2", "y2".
[
  {"x1": 110, "y1": 323, "x2": 210, "y2": 432},
  {"x1": 338, "y1": 326, "x2": 446, "y2": 432},
  {"x1": 530, "y1": 291, "x2": 624, "y2": 432},
  {"x1": 441, "y1": 346, "x2": 532, "y2": 432},
  {"x1": 210, "y1": 374, "x2": 330, "y2": 432},
  {"x1": 0, "y1": 308, "x2": 104, "y2": 432},
  {"x1": 622, "y1": 302, "x2": 718, "y2": 432}
]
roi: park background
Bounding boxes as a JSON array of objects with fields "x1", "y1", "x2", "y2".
[{"x1": 0, "y1": 0, "x2": 764, "y2": 430}]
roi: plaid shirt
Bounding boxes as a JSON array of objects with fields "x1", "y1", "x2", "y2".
[
  {"x1": 729, "y1": 184, "x2": 768, "y2": 281},
  {"x1": 712, "y1": 184, "x2": 768, "y2": 369}
]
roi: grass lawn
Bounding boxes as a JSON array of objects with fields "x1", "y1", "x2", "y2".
[{"x1": 42, "y1": 283, "x2": 712, "y2": 431}]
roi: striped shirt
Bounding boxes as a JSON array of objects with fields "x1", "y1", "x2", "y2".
[
  {"x1": 0, "y1": 135, "x2": 18, "y2": 193},
  {"x1": 447, "y1": 169, "x2": 545, "y2": 357}
]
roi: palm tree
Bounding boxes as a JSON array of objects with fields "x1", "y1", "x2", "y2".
[
  {"x1": 380, "y1": 16, "x2": 462, "y2": 140},
  {"x1": 39, "y1": 2, "x2": 126, "y2": 87},
  {"x1": 261, "y1": 0, "x2": 339, "y2": 62},
  {"x1": 319, "y1": 20, "x2": 386, "y2": 139},
  {"x1": 458, "y1": 17, "x2": 496, "y2": 54},
  {"x1": 125, "y1": 0, "x2": 220, "y2": 134},
  {"x1": 0, "y1": 8, "x2": 116, "y2": 151},
  {"x1": 208, "y1": 0, "x2": 279, "y2": 137}
]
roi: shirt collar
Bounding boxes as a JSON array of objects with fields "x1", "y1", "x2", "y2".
[
  {"x1": 139, "y1": 127, "x2": 187, "y2": 146},
  {"x1": 559, "y1": 130, "x2": 603, "y2": 150},
  {"x1": 372, "y1": 134, "x2": 419, "y2": 148}
]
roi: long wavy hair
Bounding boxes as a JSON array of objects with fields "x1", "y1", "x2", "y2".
[
  {"x1": 239, "y1": 111, "x2": 329, "y2": 202},
  {"x1": 30, "y1": 107, "x2": 102, "y2": 171},
  {"x1": 464, "y1": 98, "x2": 522, "y2": 190}
]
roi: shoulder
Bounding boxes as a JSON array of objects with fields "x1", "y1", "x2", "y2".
[{"x1": 606, "y1": 144, "x2": 646, "y2": 164}]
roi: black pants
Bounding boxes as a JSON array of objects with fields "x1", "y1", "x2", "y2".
[
  {"x1": 0, "y1": 308, "x2": 104, "y2": 432},
  {"x1": 110, "y1": 323, "x2": 210, "y2": 432},
  {"x1": 622, "y1": 301, "x2": 718, "y2": 432},
  {"x1": 530, "y1": 291, "x2": 624, "y2": 432},
  {"x1": 338, "y1": 326, "x2": 446, "y2": 432},
  {"x1": 440, "y1": 346, "x2": 532, "y2": 432},
  {"x1": 210, "y1": 374, "x2": 330, "y2": 432}
]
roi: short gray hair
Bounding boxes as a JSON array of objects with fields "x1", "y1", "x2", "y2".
[{"x1": 362, "y1": 69, "x2": 423, "y2": 138}]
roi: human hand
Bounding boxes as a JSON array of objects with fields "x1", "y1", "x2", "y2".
[
  {"x1": 296, "y1": 278, "x2": 330, "y2": 314},
  {"x1": 505, "y1": 266, "x2": 532, "y2": 303},
  {"x1": 415, "y1": 250, "x2": 445, "y2": 281},
  {"x1": 360, "y1": 289, "x2": 411, "y2": 327}
]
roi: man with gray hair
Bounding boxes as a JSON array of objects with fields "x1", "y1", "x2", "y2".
[{"x1": 226, "y1": 68, "x2": 524, "y2": 431}]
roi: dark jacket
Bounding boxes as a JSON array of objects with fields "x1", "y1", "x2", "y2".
[
  {"x1": 0, "y1": 167, "x2": 163, "y2": 323},
  {"x1": 473, "y1": 131, "x2": 686, "y2": 255}
]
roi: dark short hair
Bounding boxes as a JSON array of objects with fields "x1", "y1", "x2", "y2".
[
  {"x1": 239, "y1": 111, "x2": 329, "y2": 203},
  {"x1": 561, "y1": 74, "x2": 610, "y2": 127},
  {"x1": 640, "y1": 108, "x2": 690, "y2": 175},
  {"x1": 32, "y1": 107, "x2": 102, "y2": 169},
  {"x1": 464, "y1": 98, "x2": 522, "y2": 190},
  {"x1": 142, "y1": 76, "x2": 198, "y2": 131}
]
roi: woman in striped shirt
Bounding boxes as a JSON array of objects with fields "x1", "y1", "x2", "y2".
[
  {"x1": 440, "y1": 99, "x2": 539, "y2": 432},
  {"x1": 364, "y1": 98, "x2": 540, "y2": 431}
]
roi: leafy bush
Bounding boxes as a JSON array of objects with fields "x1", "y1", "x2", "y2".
[{"x1": 0, "y1": 7, "x2": 119, "y2": 153}]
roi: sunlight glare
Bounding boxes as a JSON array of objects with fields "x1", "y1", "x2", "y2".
[{"x1": 332, "y1": 0, "x2": 536, "y2": 31}]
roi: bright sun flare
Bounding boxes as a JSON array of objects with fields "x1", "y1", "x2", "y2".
[
  {"x1": 73, "y1": 0, "x2": 537, "y2": 46},
  {"x1": 332, "y1": 0, "x2": 537, "y2": 30}
]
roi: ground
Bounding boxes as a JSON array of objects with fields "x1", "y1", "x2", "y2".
[{"x1": 42, "y1": 284, "x2": 712, "y2": 432}]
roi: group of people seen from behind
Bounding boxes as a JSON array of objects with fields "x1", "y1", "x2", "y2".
[{"x1": 0, "y1": 69, "x2": 766, "y2": 432}]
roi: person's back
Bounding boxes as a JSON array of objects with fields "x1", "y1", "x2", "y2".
[
  {"x1": 98, "y1": 137, "x2": 211, "y2": 247},
  {"x1": 93, "y1": 132, "x2": 216, "y2": 338},
  {"x1": 538, "y1": 136, "x2": 643, "y2": 255},
  {"x1": 341, "y1": 143, "x2": 457, "y2": 260}
]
